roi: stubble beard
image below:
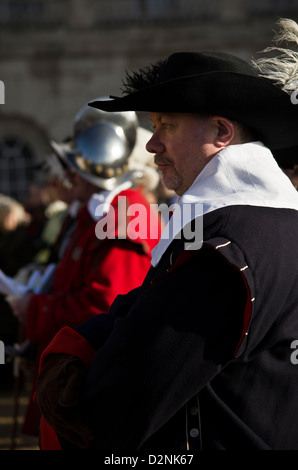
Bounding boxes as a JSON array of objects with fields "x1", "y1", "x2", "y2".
[
  {"x1": 159, "y1": 170, "x2": 183, "y2": 194},
  {"x1": 155, "y1": 155, "x2": 183, "y2": 194}
]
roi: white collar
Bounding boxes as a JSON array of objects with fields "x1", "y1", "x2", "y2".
[
  {"x1": 87, "y1": 181, "x2": 132, "y2": 221},
  {"x1": 151, "y1": 142, "x2": 298, "y2": 267}
]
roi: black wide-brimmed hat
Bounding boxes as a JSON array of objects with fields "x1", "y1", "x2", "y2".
[{"x1": 89, "y1": 51, "x2": 298, "y2": 153}]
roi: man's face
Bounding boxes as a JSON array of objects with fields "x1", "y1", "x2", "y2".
[
  {"x1": 65, "y1": 167, "x2": 99, "y2": 203},
  {"x1": 147, "y1": 112, "x2": 217, "y2": 196}
]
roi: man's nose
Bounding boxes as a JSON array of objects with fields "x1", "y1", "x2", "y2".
[{"x1": 146, "y1": 133, "x2": 165, "y2": 154}]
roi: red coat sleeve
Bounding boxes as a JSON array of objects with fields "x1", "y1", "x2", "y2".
[
  {"x1": 25, "y1": 239, "x2": 150, "y2": 345},
  {"x1": 37, "y1": 326, "x2": 95, "y2": 450}
]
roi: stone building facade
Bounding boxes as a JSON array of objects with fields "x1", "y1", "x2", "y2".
[{"x1": 0, "y1": 0, "x2": 297, "y2": 201}]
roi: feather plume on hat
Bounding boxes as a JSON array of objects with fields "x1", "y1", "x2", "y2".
[{"x1": 252, "y1": 18, "x2": 298, "y2": 95}]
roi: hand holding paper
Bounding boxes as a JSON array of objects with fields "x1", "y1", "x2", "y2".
[{"x1": 0, "y1": 263, "x2": 56, "y2": 321}]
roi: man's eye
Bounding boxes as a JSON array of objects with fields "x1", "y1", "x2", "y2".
[{"x1": 150, "y1": 121, "x2": 172, "y2": 131}]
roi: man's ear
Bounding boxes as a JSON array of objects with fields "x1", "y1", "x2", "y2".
[{"x1": 212, "y1": 116, "x2": 235, "y2": 148}]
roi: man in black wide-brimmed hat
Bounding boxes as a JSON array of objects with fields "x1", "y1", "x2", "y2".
[{"x1": 35, "y1": 30, "x2": 298, "y2": 450}]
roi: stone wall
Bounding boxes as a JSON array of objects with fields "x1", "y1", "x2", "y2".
[{"x1": 0, "y1": 0, "x2": 297, "y2": 199}]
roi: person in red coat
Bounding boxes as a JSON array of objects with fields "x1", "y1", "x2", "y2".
[
  {"x1": 10, "y1": 100, "x2": 161, "y2": 436},
  {"x1": 36, "y1": 22, "x2": 298, "y2": 451}
]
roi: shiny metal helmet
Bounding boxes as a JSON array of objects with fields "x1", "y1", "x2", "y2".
[
  {"x1": 74, "y1": 99, "x2": 138, "y2": 154},
  {"x1": 52, "y1": 98, "x2": 139, "y2": 191}
]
